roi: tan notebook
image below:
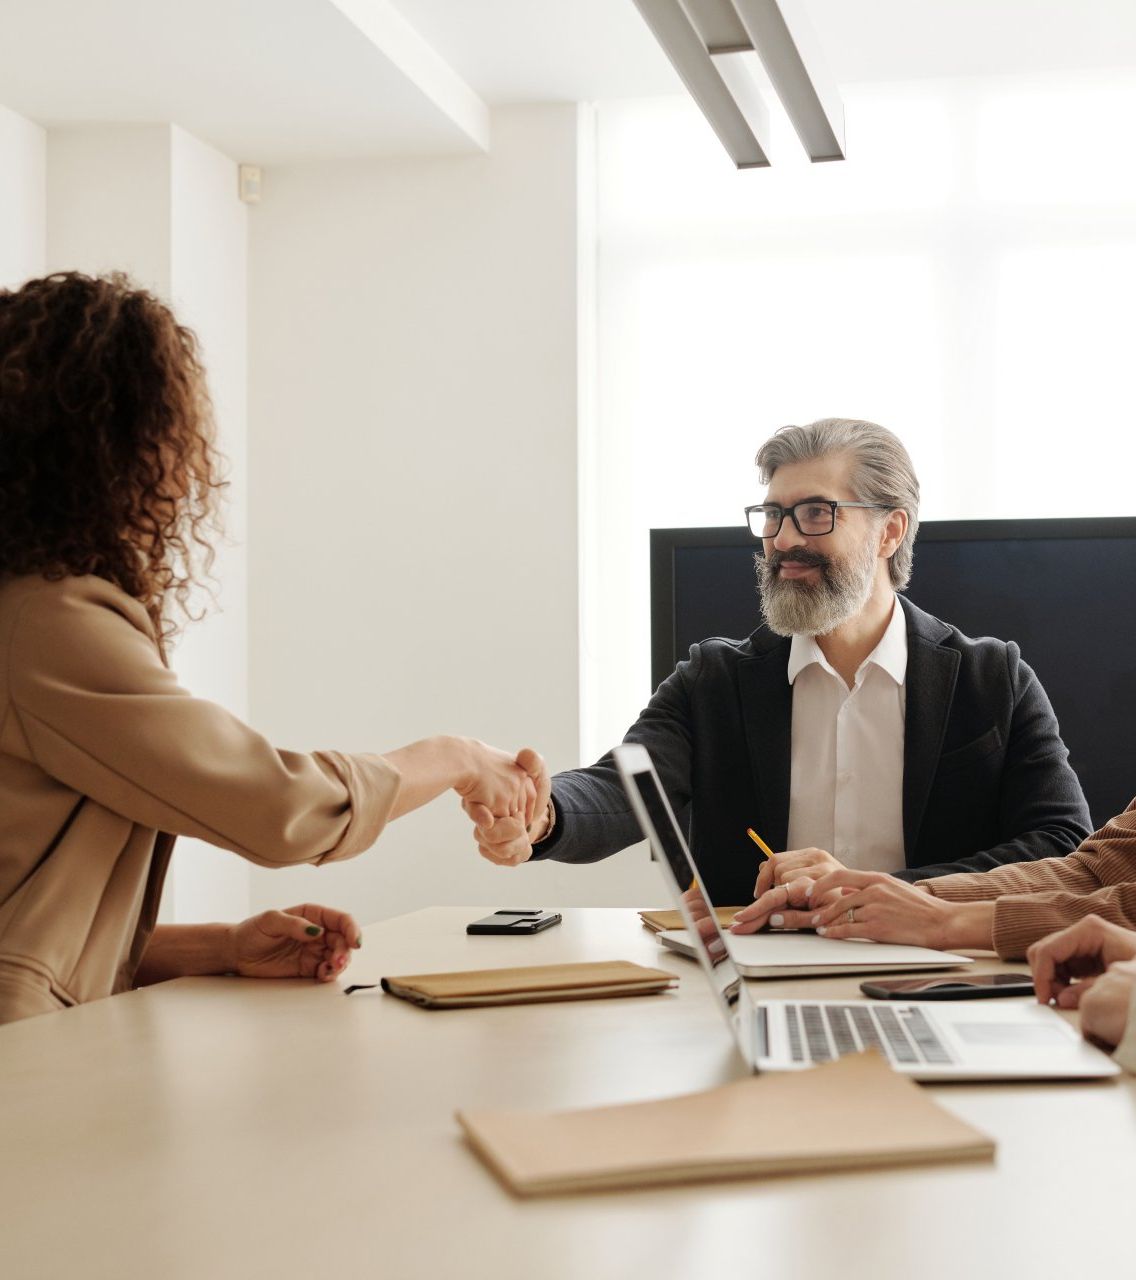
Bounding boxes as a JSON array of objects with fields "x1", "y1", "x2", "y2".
[
  {"x1": 457, "y1": 1051, "x2": 995, "y2": 1195},
  {"x1": 380, "y1": 960, "x2": 677, "y2": 1009},
  {"x1": 639, "y1": 907, "x2": 745, "y2": 934}
]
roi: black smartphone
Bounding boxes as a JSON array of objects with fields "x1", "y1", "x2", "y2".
[
  {"x1": 860, "y1": 973, "x2": 1036, "y2": 1000},
  {"x1": 465, "y1": 909, "x2": 563, "y2": 936}
]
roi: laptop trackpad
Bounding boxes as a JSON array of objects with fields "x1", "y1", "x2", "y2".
[{"x1": 954, "y1": 1022, "x2": 1067, "y2": 1047}]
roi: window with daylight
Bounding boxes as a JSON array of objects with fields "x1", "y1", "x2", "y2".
[{"x1": 579, "y1": 75, "x2": 1136, "y2": 762}]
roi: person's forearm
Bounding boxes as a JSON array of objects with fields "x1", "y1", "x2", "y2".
[
  {"x1": 531, "y1": 771, "x2": 647, "y2": 864},
  {"x1": 380, "y1": 735, "x2": 471, "y2": 819},
  {"x1": 939, "y1": 901, "x2": 997, "y2": 951},
  {"x1": 135, "y1": 924, "x2": 236, "y2": 986}
]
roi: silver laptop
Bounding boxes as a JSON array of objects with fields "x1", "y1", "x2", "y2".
[
  {"x1": 657, "y1": 926, "x2": 974, "y2": 978},
  {"x1": 615, "y1": 743, "x2": 1119, "y2": 1082}
]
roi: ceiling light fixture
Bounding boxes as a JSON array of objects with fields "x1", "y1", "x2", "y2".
[{"x1": 632, "y1": 0, "x2": 845, "y2": 168}]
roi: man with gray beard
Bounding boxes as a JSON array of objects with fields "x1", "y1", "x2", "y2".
[{"x1": 468, "y1": 419, "x2": 1091, "y2": 907}]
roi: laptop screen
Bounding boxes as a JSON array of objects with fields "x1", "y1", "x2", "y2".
[{"x1": 617, "y1": 745, "x2": 750, "y2": 1042}]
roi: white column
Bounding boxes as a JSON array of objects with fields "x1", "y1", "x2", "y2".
[{"x1": 0, "y1": 103, "x2": 46, "y2": 286}]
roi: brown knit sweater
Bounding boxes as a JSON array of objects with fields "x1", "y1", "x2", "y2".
[{"x1": 919, "y1": 799, "x2": 1136, "y2": 959}]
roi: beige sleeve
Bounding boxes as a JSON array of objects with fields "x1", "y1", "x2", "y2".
[
  {"x1": 917, "y1": 801, "x2": 1136, "y2": 958},
  {"x1": 918, "y1": 850, "x2": 1109, "y2": 904},
  {"x1": 5, "y1": 579, "x2": 400, "y2": 868}
]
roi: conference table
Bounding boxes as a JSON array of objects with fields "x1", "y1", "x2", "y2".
[{"x1": 3, "y1": 907, "x2": 1134, "y2": 1280}]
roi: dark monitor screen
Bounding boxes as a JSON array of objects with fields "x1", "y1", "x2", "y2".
[{"x1": 650, "y1": 518, "x2": 1136, "y2": 829}]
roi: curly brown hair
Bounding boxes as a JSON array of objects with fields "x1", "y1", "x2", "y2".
[{"x1": 0, "y1": 271, "x2": 226, "y2": 637}]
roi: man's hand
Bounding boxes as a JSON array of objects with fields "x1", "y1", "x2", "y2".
[
  {"x1": 1079, "y1": 960, "x2": 1136, "y2": 1050},
  {"x1": 1027, "y1": 914, "x2": 1136, "y2": 1008},
  {"x1": 462, "y1": 748, "x2": 551, "y2": 867},
  {"x1": 753, "y1": 846, "x2": 845, "y2": 899},
  {"x1": 454, "y1": 741, "x2": 542, "y2": 826},
  {"x1": 229, "y1": 903, "x2": 363, "y2": 984}
]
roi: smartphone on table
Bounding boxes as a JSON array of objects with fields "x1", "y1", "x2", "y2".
[
  {"x1": 466, "y1": 909, "x2": 562, "y2": 936},
  {"x1": 860, "y1": 973, "x2": 1035, "y2": 1000}
]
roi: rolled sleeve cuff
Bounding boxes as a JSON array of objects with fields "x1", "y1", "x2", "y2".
[
  {"x1": 528, "y1": 796, "x2": 559, "y2": 861},
  {"x1": 313, "y1": 751, "x2": 401, "y2": 864}
]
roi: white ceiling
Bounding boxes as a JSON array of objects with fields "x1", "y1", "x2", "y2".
[
  {"x1": 4, "y1": 0, "x2": 1136, "y2": 163},
  {"x1": 397, "y1": 0, "x2": 1136, "y2": 97},
  {"x1": 0, "y1": 0, "x2": 488, "y2": 163}
]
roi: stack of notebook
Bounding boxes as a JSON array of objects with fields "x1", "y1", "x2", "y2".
[{"x1": 380, "y1": 960, "x2": 677, "y2": 1009}]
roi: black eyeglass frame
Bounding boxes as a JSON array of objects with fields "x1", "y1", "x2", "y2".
[{"x1": 744, "y1": 500, "x2": 895, "y2": 539}]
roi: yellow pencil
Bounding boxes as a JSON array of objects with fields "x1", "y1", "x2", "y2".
[{"x1": 746, "y1": 827, "x2": 776, "y2": 861}]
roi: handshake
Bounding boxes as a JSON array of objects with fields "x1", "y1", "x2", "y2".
[{"x1": 456, "y1": 741, "x2": 553, "y2": 867}]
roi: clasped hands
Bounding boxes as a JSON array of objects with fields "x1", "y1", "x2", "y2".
[
  {"x1": 731, "y1": 849, "x2": 1136, "y2": 1054},
  {"x1": 730, "y1": 847, "x2": 958, "y2": 947},
  {"x1": 457, "y1": 743, "x2": 551, "y2": 867}
]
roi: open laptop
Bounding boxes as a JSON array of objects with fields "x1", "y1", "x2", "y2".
[{"x1": 615, "y1": 743, "x2": 1119, "y2": 1082}]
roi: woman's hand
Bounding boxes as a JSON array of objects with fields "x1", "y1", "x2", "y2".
[
  {"x1": 753, "y1": 846, "x2": 845, "y2": 900},
  {"x1": 461, "y1": 747, "x2": 551, "y2": 867},
  {"x1": 804, "y1": 868, "x2": 994, "y2": 951},
  {"x1": 382, "y1": 737, "x2": 545, "y2": 827},
  {"x1": 455, "y1": 741, "x2": 543, "y2": 827},
  {"x1": 1027, "y1": 914, "x2": 1136, "y2": 1008},
  {"x1": 229, "y1": 903, "x2": 363, "y2": 984}
]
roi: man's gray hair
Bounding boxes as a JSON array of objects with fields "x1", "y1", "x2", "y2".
[{"x1": 755, "y1": 418, "x2": 920, "y2": 590}]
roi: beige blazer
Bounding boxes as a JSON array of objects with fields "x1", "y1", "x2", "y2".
[{"x1": 0, "y1": 574, "x2": 400, "y2": 1025}]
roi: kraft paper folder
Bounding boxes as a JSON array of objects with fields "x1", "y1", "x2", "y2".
[
  {"x1": 381, "y1": 960, "x2": 677, "y2": 1009},
  {"x1": 639, "y1": 907, "x2": 744, "y2": 934},
  {"x1": 457, "y1": 1051, "x2": 995, "y2": 1195}
]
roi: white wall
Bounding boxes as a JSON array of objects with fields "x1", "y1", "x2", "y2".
[
  {"x1": 0, "y1": 104, "x2": 45, "y2": 286},
  {"x1": 47, "y1": 124, "x2": 251, "y2": 923},
  {"x1": 246, "y1": 103, "x2": 661, "y2": 923},
  {"x1": 46, "y1": 126, "x2": 172, "y2": 292}
]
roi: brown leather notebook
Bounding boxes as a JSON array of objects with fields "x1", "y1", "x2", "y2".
[
  {"x1": 639, "y1": 907, "x2": 745, "y2": 934},
  {"x1": 457, "y1": 1051, "x2": 995, "y2": 1195},
  {"x1": 380, "y1": 960, "x2": 677, "y2": 1009}
]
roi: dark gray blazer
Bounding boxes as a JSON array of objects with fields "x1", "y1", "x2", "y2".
[{"x1": 533, "y1": 597, "x2": 1092, "y2": 907}]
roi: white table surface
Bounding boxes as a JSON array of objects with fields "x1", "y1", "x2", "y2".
[{"x1": 2, "y1": 906, "x2": 1133, "y2": 1280}]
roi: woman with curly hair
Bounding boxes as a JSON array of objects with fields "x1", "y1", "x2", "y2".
[{"x1": 0, "y1": 271, "x2": 547, "y2": 1025}]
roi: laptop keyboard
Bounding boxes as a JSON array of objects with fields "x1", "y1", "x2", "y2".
[{"x1": 781, "y1": 1003, "x2": 953, "y2": 1067}]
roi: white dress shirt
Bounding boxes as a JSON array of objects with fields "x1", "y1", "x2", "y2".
[{"x1": 785, "y1": 597, "x2": 907, "y2": 871}]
